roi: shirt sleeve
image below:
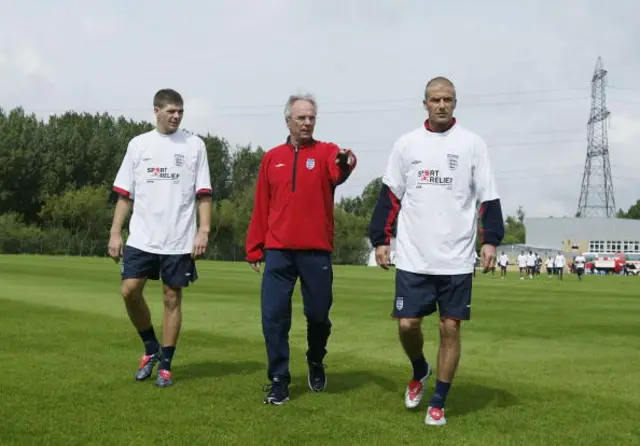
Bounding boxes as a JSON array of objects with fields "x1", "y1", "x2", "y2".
[
  {"x1": 381, "y1": 140, "x2": 407, "y2": 200},
  {"x1": 368, "y1": 140, "x2": 405, "y2": 247},
  {"x1": 245, "y1": 155, "x2": 271, "y2": 263},
  {"x1": 473, "y1": 137, "x2": 499, "y2": 203},
  {"x1": 113, "y1": 141, "x2": 135, "y2": 199},
  {"x1": 474, "y1": 137, "x2": 504, "y2": 246},
  {"x1": 195, "y1": 139, "x2": 213, "y2": 197}
]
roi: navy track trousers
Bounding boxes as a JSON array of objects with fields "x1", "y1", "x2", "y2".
[{"x1": 261, "y1": 249, "x2": 333, "y2": 383}]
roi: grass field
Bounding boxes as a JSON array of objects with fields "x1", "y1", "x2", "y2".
[{"x1": 1, "y1": 255, "x2": 639, "y2": 445}]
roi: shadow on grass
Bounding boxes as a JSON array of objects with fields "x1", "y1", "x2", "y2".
[
  {"x1": 172, "y1": 360, "x2": 263, "y2": 381},
  {"x1": 291, "y1": 369, "x2": 399, "y2": 397},
  {"x1": 289, "y1": 369, "x2": 518, "y2": 417},
  {"x1": 445, "y1": 383, "x2": 519, "y2": 417}
]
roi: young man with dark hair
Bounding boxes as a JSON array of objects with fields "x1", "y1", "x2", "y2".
[
  {"x1": 369, "y1": 77, "x2": 504, "y2": 426},
  {"x1": 108, "y1": 88, "x2": 212, "y2": 387}
]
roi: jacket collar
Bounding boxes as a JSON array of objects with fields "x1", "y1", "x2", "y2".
[
  {"x1": 286, "y1": 135, "x2": 316, "y2": 149},
  {"x1": 424, "y1": 117, "x2": 457, "y2": 133}
]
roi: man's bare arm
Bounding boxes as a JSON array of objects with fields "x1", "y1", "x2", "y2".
[
  {"x1": 198, "y1": 196, "x2": 212, "y2": 234},
  {"x1": 108, "y1": 196, "x2": 132, "y2": 260},
  {"x1": 110, "y1": 196, "x2": 133, "y2": 234},
  {"x1": 192, "y1": 196, "x2": 212, "y2": 258}
]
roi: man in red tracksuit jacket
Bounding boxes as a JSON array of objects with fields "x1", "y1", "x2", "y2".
[{"x1": 245, "y1": 93, "x2": 357, "y2": 406}]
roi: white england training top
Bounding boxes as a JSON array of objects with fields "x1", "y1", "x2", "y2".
[
  {"x1": 517, "y1": 254, "x2": 527, "y2": 268},
  {"x1": 574, "y1": 255, "x2": 586, "y2": 268},
  {"x1": 382, "y1": 122, "x2": 499, "y2": 275},
  {"x1": 499, "y1": 254, "x2": 509, "y2": 267},
  {"x1": 113, "y1": 129, "x2": 212, "y2": 255},
  {"x1": 526, "y1": 254, "x2": 536, "y2": 267}
]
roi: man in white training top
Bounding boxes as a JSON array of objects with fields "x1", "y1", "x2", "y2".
[
  {"x1": 517, "y1": 251, "x2": 527, "y2": 280},
  {"x1": 108, "y1": 88, "x2": 212, "y2": 388},
  {"x1": 498, "y1": 251, "x2": 509, "y2": 279},
  {"x1": 369, "y1": 76, "x2": 504, "y2": 427},
  {"x1": 574, "y1": 253, "x2": 586, "y2": 280},
  {"x1": 554, "y1": 252, "x2": 566, "y2": 280}
]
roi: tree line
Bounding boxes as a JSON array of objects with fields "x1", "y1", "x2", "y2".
[{"x1": 1, "y1": 106, "x2": 638, "y2": 263}]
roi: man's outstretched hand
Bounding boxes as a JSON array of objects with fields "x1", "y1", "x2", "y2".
[{"x1": 335, "y1": 148, "x2": 355, "y2": 167}]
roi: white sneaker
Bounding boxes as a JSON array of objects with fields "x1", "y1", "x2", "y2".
[
  {"x1": 425, "y1": 406, "x2": 447, "y2": 426},
  {"x1": 404, "y1": 363, "x2": 432, "y2": 409}
]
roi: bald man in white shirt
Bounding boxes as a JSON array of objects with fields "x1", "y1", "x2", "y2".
[{"x1": 369, "y1": 77, "x2": 504, "y2": 427}]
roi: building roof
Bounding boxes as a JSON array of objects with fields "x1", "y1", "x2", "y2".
[{"x1": 525, "y1": 217, "x2": 640, "y2": 241}]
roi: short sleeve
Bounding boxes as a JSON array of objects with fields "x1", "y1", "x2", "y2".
[
  {"x1": 113, "y1": 141, "x2": 135, "y2": 198},
  {"x1": 382, "y1": 140, "x2": 406, "y2": 200},
  {"x1": 195, "y1": 139, "x2": 212, "y2": 196},
  {"x1": 473, "y1": 137, "x2": 499, "y2": 202}
]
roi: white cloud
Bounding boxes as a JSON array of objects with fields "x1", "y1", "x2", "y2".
[
  {"x1": 13, "y1": 47, "x2": 52, "y2": 78},
  {"x1": 610, "y1": 114, "x2": 640, "y2": 145},
  {"x1": 0, "y1": 0, "x2": 639, "y2": 217}
]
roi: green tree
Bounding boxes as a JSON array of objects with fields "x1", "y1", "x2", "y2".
[
  {"x1": 0, "y1": 103, "x2": 382, "y2": 264},
  {"x1": 617, "y1": 200, "x2": 640, "y2": 219},
  {"x1": 332, "y1": 207, "x2": 370, "y2": 265},
  {"x1": 503, "y1": 206, "x2": 526, "y2": 244}
]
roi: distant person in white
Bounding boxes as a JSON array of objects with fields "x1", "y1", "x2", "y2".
[
  {"x1": 368, "y1": 76, "x2": 504, "y2": 427},
  {"x1": 498, "y1": 251, "x2": 509, "y2": 279},
  {"x1": 108, "y1": 89, "x2": 212, "y2": 388},
  {"x1": 574, "y1": 254, "x2": 586, "y2": 280},
  {"x1": 554, "y1": 252, "x2": 566, "y2": 280},
  {"x1": 546, "y1": 256, "x2": 554, "y2": 277},
  {"x1": 526, "y1": 251, "x2": 536, "y2": 279},
  {"x1": 517, "y1": 251, "x2": 527, "y2": 280}
]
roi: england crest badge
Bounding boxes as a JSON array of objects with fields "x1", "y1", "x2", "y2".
[
  {"x1": 306, "y1": 158, "x2": 316, "y2": 170},
  {"x1": 447, "y1": 154, "x2": 459, "y2": 170}
]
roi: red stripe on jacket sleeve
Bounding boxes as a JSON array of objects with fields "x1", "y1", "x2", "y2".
[
  {"x1": 384, "y1": 189, "x2": 401, "y2": 244},
  {"x1": 368, "y1": 184, "x2": 401, "y2": 247}
]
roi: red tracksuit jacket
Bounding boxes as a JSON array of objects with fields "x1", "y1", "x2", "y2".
[{"x1": 245, "y1": 138, "x2": 357, "y2": 263}]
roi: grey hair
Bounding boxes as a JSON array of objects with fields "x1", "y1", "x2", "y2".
[{"x1": 284, "y1": 93, "x2": 317, "y2": 119}]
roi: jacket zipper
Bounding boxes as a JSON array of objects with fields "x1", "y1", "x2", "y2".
[{"x1": 291, "y1": 146, "x2": 299, "y2": 192}]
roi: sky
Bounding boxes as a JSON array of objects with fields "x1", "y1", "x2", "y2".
[{"x1": 1, "y1": 0, "x2": 639, "y2": 219}]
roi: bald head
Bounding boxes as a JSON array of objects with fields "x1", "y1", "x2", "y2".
[
  {"x1": 424, "y1": 76, "x2": 456, "y2": 100},
  {"x1": 423, "y1": 76, "x2": 457, "y2": 131}
]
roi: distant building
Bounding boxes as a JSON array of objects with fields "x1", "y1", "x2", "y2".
[{"x1": 525, "y1": 217, "x2": 640, "y2": 254}]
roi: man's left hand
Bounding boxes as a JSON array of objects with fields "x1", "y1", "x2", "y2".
[
  {"x1": 480, "y1": 244, "x2": 497, "y2": 273},
  {"x1": 192, "y1": 230, "x2": 209, "y2": 259},
  {"x1": 335, "y1": 148, "x2": 355, "y2": 166}
]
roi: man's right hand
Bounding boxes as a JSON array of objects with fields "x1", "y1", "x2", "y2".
[
  {"x1": 108, "y1": 232, "x2": 123, "y2": 262},
  {"x1": 249, "y1": 261, "x2": 261, "y2": 273},
  {"x1": 375, "y1": 245, "x2": 391, "y2": 270}
]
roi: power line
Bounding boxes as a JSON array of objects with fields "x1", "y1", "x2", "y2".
[
  {"x1": 7, "y1": 89, "x2": 593, "y2": 116},
  {"x1": 338, "y1": 139, "x2": 586, "y2": 155}
]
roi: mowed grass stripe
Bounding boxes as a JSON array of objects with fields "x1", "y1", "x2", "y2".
[{"x1": 0, "y1": 255, "x2": 639, "y2": 445}]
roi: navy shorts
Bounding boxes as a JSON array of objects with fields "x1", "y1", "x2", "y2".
[
  {"x1": 121, "y1": 245, "x2": 197, "y2": 288},
  {"x1": 393, "y1": 269, "x2": 473, "y2": 321}
]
